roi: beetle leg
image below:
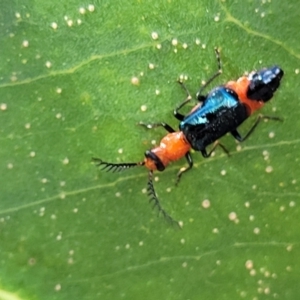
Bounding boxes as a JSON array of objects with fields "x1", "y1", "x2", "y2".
[
  {"x1": 138, "y1": 122, "x2": 175, "y2": 133},
  {"x1": 231, "y1": 114, "x2": 283, "y2": 142},
  {"x1": 196, "y1": 48, "x2": 222, "y2": 100},
  {"x1": 201, "y1": 141, "x2": 230, "y2": 158},
  {"x1": 174, "y1": 81, "x2": 193, "y2": 121},
  {"x1": 175, "y1": 152, "x2": 193, "y2": 186}
]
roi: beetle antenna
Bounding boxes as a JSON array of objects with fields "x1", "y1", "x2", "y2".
[
  {"x1": 92, "y1": 157, "x2": 144, "y2": 172},
  {"x1": 147, "y1": 170, "x2": 181, "y2": 228}
]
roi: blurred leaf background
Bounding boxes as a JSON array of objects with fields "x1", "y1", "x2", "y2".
[{"x1": 1, "y1": 0, "x2": 299, "y2": 299}]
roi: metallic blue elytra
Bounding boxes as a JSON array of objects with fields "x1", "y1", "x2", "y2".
[
  {"x1": 180, "y1": 87, "x2": 239, "y2": 126},
  {"x1": 179, "y1": 86, "x2": 249, "y2": 154}
]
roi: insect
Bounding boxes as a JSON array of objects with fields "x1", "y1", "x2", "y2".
[{"x1": 93, "y1": 48, "x2": 284, "y2": 225}]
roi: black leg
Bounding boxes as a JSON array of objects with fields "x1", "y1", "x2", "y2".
[
  {"x1": 175, "y1": 152, "x2": 193, "y2": 185},
  {"x1": 201, "y1": 141, "x2": 230, "y2": 158},
  {"x1": 231, "y1": 115, "x2": 283, "y2": 142},
  {"x1": 174, "y1": 48, "x2": 222, "y2": 121},
  {"x1": 196, "y1": 48, "x2": 222, "y2": 100},
  {"x1": 138, "y1": 122, "x2": 175, "y2": 133},
  {"x1": 174, "y1": 81, "x2": 193, "y2": 121}
]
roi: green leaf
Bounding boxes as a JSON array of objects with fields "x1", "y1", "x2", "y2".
[{"x1": 1, "y1": 0, "x2": 299, "y2": 299}]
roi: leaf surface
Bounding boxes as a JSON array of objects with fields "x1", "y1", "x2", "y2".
[{"x1": 1, "y1": 0, "x2": 299, "y2": 299}]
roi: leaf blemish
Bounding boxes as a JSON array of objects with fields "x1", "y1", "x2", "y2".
[
  {"x1": 269, "y1": 132, "x2": 275, "y2": 138},
  {"x1": 79, "y1": 7, "x2": 86, "y2": 14},
  {"x1": 1, "y1": 103, "x2": 8, "y2": 111},
  {"x1": 151, "y1": 32, "x2": 158, "y2": 40},
  {"x1": 22, "y1": 40, "x2": 29, "y2": 48},
  {"x1": 202, "y1": 199, "x2": 210, "y2": 208},
  {"x1": 87, "y1": 4, "x2": 95, "y2": 12},
  {"x1": 62, "y1": 158, "x2": 69, "y2": 165},
  {"x1": 253, "y1": 227, "x2": 260, "y2": 234},
  {"x1": 131, "y1": 76, "x2": 139, "y2": 85},
  {"x1": 51, "y1": 22, "x2": 58, "y2": 30},
  {"x1": 265, "y1": 166, "x2": 273, "y2": 173},
  {"x1": 228, "y1": 211, "x2": 238, "y2": 222},
  {"x1": 56, "y1": 87, "x2": 62, "y2": 94}
]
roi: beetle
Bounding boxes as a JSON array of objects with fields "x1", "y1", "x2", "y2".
[{"x1": 93, "y1": 48, "x2": 284, "y2": 225}]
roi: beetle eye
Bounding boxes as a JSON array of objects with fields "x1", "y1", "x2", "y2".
[
  {"x1": 247, "y1": 67, "x2": 283, "y2": 102},
  {"x1": 144, "y1": 151, "x2": 165, "y2": 171}
]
